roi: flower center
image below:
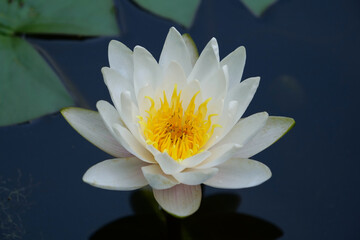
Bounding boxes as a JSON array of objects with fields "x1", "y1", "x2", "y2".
[{"x1": 139, "y1": 85, "x2": 219, "y2": 161}]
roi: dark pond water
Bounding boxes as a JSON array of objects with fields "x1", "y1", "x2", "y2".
[{"x1": 1, "y1": 0, "x2": 360, "y2": 239}]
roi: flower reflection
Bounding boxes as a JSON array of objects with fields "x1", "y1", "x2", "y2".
[{"x1": 90, "y1": 190, "x2": 283, "y2": 240}]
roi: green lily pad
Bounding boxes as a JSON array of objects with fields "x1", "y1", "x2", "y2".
[
  {"x1": 241, "y1": 0, "x2": 278, "y2": 17},
  {"x1": 0, "y1": 35, "x2": 74, "y2": 126},
  {"x1": 132, "y1": 0, "x2": 201, "y2": 28},
  {"x1": 0, "y1": 0, "x2": 119, "y2": 36},
  {"x1": 0, "y1": 0, "x2": 120, "y2": 126}
]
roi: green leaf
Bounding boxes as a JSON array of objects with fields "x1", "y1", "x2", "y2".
[
  {"x1": 0, "y1": 35, "x2": 74, "y2": 126},
  {"x1": 132, "y1": 0, "x2": 201, "y2": 28},
  {"x1": 0, "y1": 0, "x2": 119, "y2": 36},
  {"x1": 241, "y1": 0, "x2": 278, "y2": 17}
]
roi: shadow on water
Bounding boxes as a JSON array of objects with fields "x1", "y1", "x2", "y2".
[{"x1": 90, "y1": 190, "x2": 283, "y2": 240}]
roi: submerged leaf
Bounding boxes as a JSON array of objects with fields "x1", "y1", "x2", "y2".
[
  {"x1": 132, "y1": 0, "x2": 201, "y2": 28},
  {"x1": 0, "y1": 35, "x2": 74, "y2": 126},
  {"x1": 241, "y1": 0, "x2": 278, "y2": 17},
  {"x1": 0, "y1": 0, "x2": 119, "y2": 36}
]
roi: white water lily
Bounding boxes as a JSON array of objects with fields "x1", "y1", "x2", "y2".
[{"x1": 62, "y1": 27, "x2": 294, "y2": 217}]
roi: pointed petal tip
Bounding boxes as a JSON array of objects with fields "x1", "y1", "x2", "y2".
[
  {"x1": 95, "y1": 100, "x2": 113, "y2": 112},
  {"x1": 95, "y1": 100, "x2": 104, "y2": 109},
  {"x1": 237, "y1": 45, "x2": 246, "y2": 53},
  {"x1": 210, "y1": 37, "x2": 217, "y2": 44},
  {"x1": 261, "y1": 111, "x2": 269, "y2": 118},
  {"x1": 101, "y1": 66, "x2": 109, "y2": 73},
  {"x1": 169, "y1": 26, "x2": 181, "y2": 35},
  {"x1": 60, "y1": 107, "x2": 70, "y2": 116},
  {"x1": 109, "y1": 39, "x2": 118, "y2": 47},
  {"x1": 109, "y1": 40, "x2": 132, "y2": 52},
  {"x1": 133, "y1": 45, "x2": 145, "y2": 52},
  {"x1": 256, "y1": 164, "x2": 272, "y2": 186},
  {"x1": 244, "y1": 76, "x2": 261, "y2": 88},
  {"x1": 283, "y1": 117, "x2": 296, "y2": 133},
  {"x1": 61, "y1": 107, "x2": 86, "y2": 121}
]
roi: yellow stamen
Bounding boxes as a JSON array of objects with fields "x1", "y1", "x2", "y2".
[{"x1": 139, "y1": 85, "x2": 220, "y2": 161}]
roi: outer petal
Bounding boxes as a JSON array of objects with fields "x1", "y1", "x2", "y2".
[
  {"x1": 172, "y1": 168, "x2": 218, "y2": 185},
  {"x1": 234, "y1": 116, "x2": 295, "y2": 158},
  {"x1": 133, "y1": 46, "x2": 161, "y2": 98},
  {"x1": 61, "y1": 107, "x2": 130, "y2": 158},
  {"x1": 187, "y1": 38, "x2": 220, "y2": 84},
  {"x1": 83, "y1": 157, "x2": 148, "y2": 190},
  {"x1": 141, "y1": 165, "x2": 178, "y2": 190},
  {"x1": 96, "y1": 100, "x2": 124, "y2": 135},
  {"x1": 210, "y1": 77, "x2": 260, "y2": 147},
  {"x1": 154, "y1": 151, "x2": 186, "y2": 175},
  {"x1": 153, "y1": 184, "x2": 201, "y2": 217},
  {"x1": 108, "y1": 40, "x2": 133, "y2": 80},
  {"x1": 216, "y1": 112, "x2": 269, "y2": 147},
  {"x1": 196, "y1": 143, "x2": 240, "y2": 169},
  {"x1": 180, "y1": 151, "x2": 211, "y2": 168},
  {"x1": 226, "y1": 76, "x2": 260, "y2": 124},
  {"x1": 204, "y1": 158, "x2": 271, "y2": 189},
  {"x1": 113, "y1": 124, "x2": 155, "y2": 163},
  {"x1": 221, "y1": 46, "x2": 246, "y2": 89},
  {"x1": 102, "y1": 67, "x2": 136, "y2": 109},
  {"x1": 159, "y1": 27, "x2": 192, "y2": 76}
]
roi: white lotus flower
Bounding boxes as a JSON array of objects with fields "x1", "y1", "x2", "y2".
[{"x1": 61, "y1": 27, "x2": 294, "y2": 217}]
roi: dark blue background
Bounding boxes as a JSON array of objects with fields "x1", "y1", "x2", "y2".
[{"x1": 1, "y1": 0, "x2": 359, "y2": 239}]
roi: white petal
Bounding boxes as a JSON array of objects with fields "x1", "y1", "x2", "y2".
[
  {"x1": 160, "y1": 61, "x2": 187, "y2": 101},
  {"x1": 141, "y1": 165, "x2": 178, "y2": 190},
  {"x1": 83, "y1": 157, "x2": 148, "y2": 190},
  {"x1": 226, "y1": 76, "x2": 260, "y2": 122},
  {"x1": 102, "y1": 67, "x2": 135, "y2": 111},
  {"x1": 180, "y1": 151, "x2": 211, "y2": 168},
  {"x1": 173, "y1": 168, "x2": 218, "y2": 185},
  {"x1": 187, "y1": 38, "x2": 220, "y2": 84},
  {"x1": 234, "y1": 116, "x2": 295, "y2": 158},
  {"x1": 108, "y1": 40, "x2": 133, "y2": 80},
  {"x1": 181, "y1": 79, "x2": 202, "y2": 110},
  {"x1": 96, "y1": 100, "x2": 125, "y2": 133},
  {"x1": 182, "y1": 33, "x2": 198, "y2": 67},
  {"x1": 153, "y1": 184, "x2": 201, "y2": 217},
  {"x1": 133, "y1": 46, "x2": 161, "y2": 98},
  {"x1": 154, "y1": 151, "x2": 186, "y2": 175},
  {"x1": 137, "y1": 84, "x2": 155, "y2": 119},
  {"x1": 221, "y1": 46, "x2": 246, "y2": 89},
  {"x1": 217, "y1": 112, "x2": 269, "y2": 147},
  {"x1": 204, "y1": 158, "x2": 271, "y2": 189},
  {"x1": 159, "y1": 27, "x2": 192, "y2": 76},
  {"x1": 119, "y1": 91, "x2": 139, "y2": 135},
  {"x1": 196, "y1": 143, "x2": 240, "y2": 169},
  {"x1": 200, "y1": 65, "x2": 228, "y2": 103},
  {"x1": 113, "y1": 124, "x2": 155, "y2": 163},
  {"x1": 214, "y1": 77, "x2": 260, "y2": 144},
  {"x1": 61, "y1": 107, "x2": 130, "y2": 158}
]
